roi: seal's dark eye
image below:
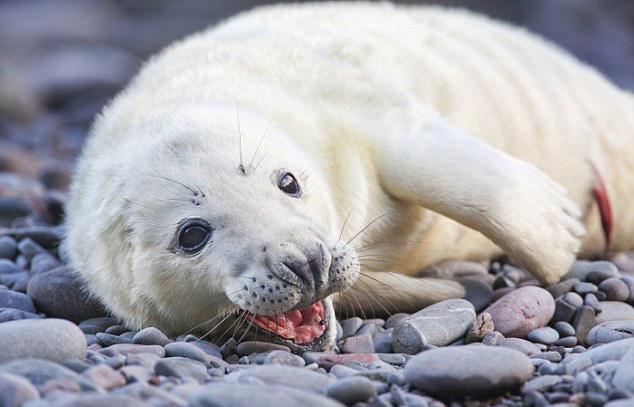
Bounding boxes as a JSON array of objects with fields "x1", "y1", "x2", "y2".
[
  {"x1": 278, "y1": 172, "x2": 301, "y2": 196},
  {"x1": 177, "y1": 219, "x2": 211, "y2": 253}
]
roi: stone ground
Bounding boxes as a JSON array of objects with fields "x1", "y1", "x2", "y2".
[{"x1": 2, "y1": 1, "x2": 634, "y2": 406}]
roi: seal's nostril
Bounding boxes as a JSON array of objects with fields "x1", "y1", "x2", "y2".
[{"x1": 282, "y1": 259, "x2": 311, "y2": 285}]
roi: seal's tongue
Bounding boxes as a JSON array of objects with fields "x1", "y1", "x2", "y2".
[{"x1": 247, "y1": 301, "x2": 327, "y2": 344}]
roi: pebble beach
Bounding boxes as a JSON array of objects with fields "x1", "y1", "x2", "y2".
[{"x1": 2, "y1": 1, "x2": 634, "y2": 406}]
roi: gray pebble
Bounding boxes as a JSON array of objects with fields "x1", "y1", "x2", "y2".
[
  {"x1": 0, "y1": 289, "x2": 35, "y2": 313},
  {"x1": 393, "y1": 299, "x2": 475, "y2": 354},
  {"x1": 341, "y1": 333, "x2": 375, "y2": 353},
  {"x1": 596, "y1": 302, "x2": 634, "y2": 324},
  {"x1": 226, "y1": 365, "x2": 335, "y2": 393},
  {"x1": 554, "y1": 321, "x2": 576, "y2": 337},
  {"x1": 373, "y1": 329, "x2": 393, "y2": 353},
  {"x1": 155, "y1": 357, "x2": 209, "y2": 383},
  {"x1": 165, "y1": 341, "x2": 219, "y2": 366},
  {"x1": 563, "y1": 338, "x2": 634, "y2": 373},
  {"x1": 567, "y1": 261, "x2": 618, "y2": 281},
  {"x1": 0, "y1": 237, "x2": 17, "y2": 260},
  {"x1": 548, "y1": 279, "x2": 580, "y2": 299},
  {"x1": 530, "y1": 351, "x2": 562, "y2": 362},
  {"x1": 553, "y1": 297, "x2": 579, "y2": 323},
  {"x1": 599, "y1": 278, "x2": 630, "y2": 302},
  {"x1": 96, "y1": 332, "x2": 131, "y2": 347},
  {"x1": 188, "y1": 383, "x2": 342, "y2": 407},
  {"x1": 0, "y1": 318, "x2": 85, "y2": 363},
  {"x1": 16, "y1": 238, "x2": 44, "y2": 259},
  {"x1": 585, "y1": 293, "x2": 604, "y2": 312},
  {"x1": 563, "y1": 292, "x2": 585, "y2": 307},
  {"x1": 263, "y1": 350, "x2": 305, "y2": 367},
  {"x1": 555, "y1": 336, "x2": 578, "y2": 347},
  {"x1": 588, "y1": 321, "x2": 634, "y2": 345},
  {"x1": 0, "y1": 308, "x2": 41, "y2": 322},
  {"x1": 235, "y1": 341, "x2": 290, "y2": 356},
  {"x1": 99, "y1": 343, "x2": 165, "y2": 358},
  {"x1": 79, "y1": 317, "x2": 118, "y2": 334},
  {"x1": 404, "y1": 346, "x2": 533, "y2": 398},
  {"x1": 29, "y1": 252, "x2": 60, "y2": 274},
  {"x1": 527, "y1": 327, "x2": 560, "y2": 345},
  {"x1": 522, "y1": 375, "x2": 562, "y2": 393},
  {"x1": 499, "y1": 338, "x2": 541, "y2": 356},
  {"x1": 26, "y1": 267, "x2": 107, "y2": 323},
  {"x1": 341, "y1": 317, "x2": 363, "y2": 338},
  {"x1": 483, "y1": 331, "x2": 505, "y2": 346},
  {"x1": 81, "y1": 364, "x2": 126, "y2": 390},
  {"x1": 325, "y1": 376, "x2": 376, "y2": 405},
  {"x1": 458, "y1": 277, "x2": 494, "y2": 312},
  {"x1": 0, "y1": 259, "x2": 19, "y2": 274},
  {"x1": 132, "y1": 326, "x2": 170, "y2": 346},
  {"x1": 573, "y1": 305, "x2": 596, "y2": 345},
  {"x1": 384, "y1": 313, "x2": 409, "y2": 330},
  {"x1": 104, "y1": 324, "x2": 127, "y2": 335}
]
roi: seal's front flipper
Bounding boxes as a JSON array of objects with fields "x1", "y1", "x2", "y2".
[
  {"x1": 334, "y1": 272, "x2": 465, "y2": 316},
  {"x1": 374, "y1": 114, "x2": 585, "y2": 285}
]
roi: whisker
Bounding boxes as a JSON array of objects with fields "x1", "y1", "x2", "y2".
[
  {"x1": 248, "y1": 121, "x2": 271, "y2": 169},
  {"x1": 345, "y1": 211, "x2": 394, "y2": 246},
  {"x1": 150, "y1": 174, "x2": 199, "y2": 196}
]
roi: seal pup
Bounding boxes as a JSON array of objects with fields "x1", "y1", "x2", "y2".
[{"x1": 64, "y1": 3, "x2": 633, "y2": 352}]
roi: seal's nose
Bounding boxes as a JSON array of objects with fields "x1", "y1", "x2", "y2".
[{"x1": 276, "y1": 241, "x2": 329, "y2": 291}]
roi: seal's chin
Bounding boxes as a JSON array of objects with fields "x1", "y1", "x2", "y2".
[{"x1": 236, "y1": 298, "x2": 335, "y2": 352}]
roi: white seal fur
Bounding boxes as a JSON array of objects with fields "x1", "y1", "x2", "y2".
[{"x1": 64, "y1": 3, "x2": 634, "y2": 350}]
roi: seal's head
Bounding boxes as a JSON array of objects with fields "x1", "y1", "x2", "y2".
[{"x1": 65, "y1": 104, "x2": 360, "y2": 352}]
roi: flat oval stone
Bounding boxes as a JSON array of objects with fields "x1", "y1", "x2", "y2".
[
  {"x1": 484, "y1": 287, "x2": 555, "y2": 338},
  {"x1": 26, "y1": 267, "x2": 107, "y2": 323},
  {"x1": 132, "y1": 327, "x2": 170, "y2": 346},
  {"x1": 226, "y1": 365, "x2": 335, "y2": 393},
  {"x1": 587, "y1": 321, "x2": 634, "y2": 345},
  {"x1": 0, "y1": 359, "x2": 98, "y2": 391},
  {"x1": 0, "y1": 318, "x2": 85, "y2": 363},
  {"x1": 189, "y1": 383, "x2": 343, "y2": 407},
  {"x1": 404, "y1": 345, "x2": 533, "y2": 398},
  {"x1": 392, "y1": 299, "x2": 476, "y2": 354},
  {"x1": 527, "y1": 327, "x2": 559, "y2": 345}
]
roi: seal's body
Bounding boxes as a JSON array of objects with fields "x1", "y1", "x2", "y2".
[{"x1": 65, "y1": 3, "x2": 633, "y2": 350}]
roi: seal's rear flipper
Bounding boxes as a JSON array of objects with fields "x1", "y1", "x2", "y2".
[{"x1": 333, "y1": 272, "x2": 465, "y2": 317}]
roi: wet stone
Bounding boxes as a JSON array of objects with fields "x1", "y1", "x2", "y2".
[
  {"x1": 599, "y1": 278, "x2": 630, "y2": 302},
  {"x1": 326, "y1": 376, "x2": 377, "y2": 405},
  {"x1": 404, "y1": 346, "x2": 533, "y2": 398},
  {"x1": 132, "y1": 327, "x2": 170, "y2": 346},
  {"x1": 527, "y1": 327, "x2": 560, "y2": 345},
  {"x1": 587, "y1": 321, "x2": 634, "y2": 345},
  {"x1": 484, "y1": 286, "x2": 555, "y2": 338},
  {"x1": 555, "y1": 336, "x2": 578, "y2": 347},
  {"x1": 392, "y1": 299, "x2": 476, "y2": 354}
]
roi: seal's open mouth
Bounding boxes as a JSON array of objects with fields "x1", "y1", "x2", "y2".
[{"x1": 241, "y1": 300, "x2": 328, "y2": 345}]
